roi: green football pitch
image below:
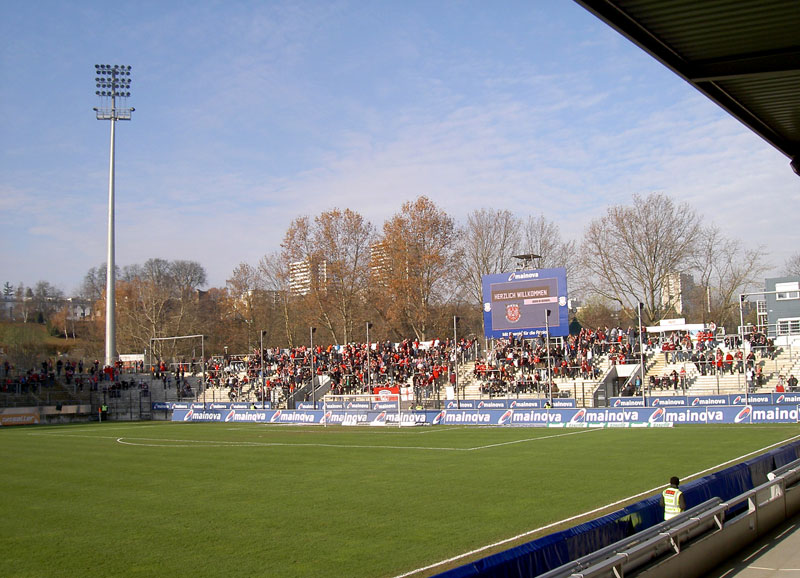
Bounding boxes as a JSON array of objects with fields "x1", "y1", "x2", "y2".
[{"x1": 2, "y1": 422, "x2": 799, "y2": 577}]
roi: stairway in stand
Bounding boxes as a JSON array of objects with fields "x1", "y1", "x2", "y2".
[{"x1": 686, "y1": 372, "x2": 747, "y2": 396}]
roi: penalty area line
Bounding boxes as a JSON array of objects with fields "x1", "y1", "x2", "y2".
[{"x1": 391, "y1": 432, "x2": 800, "y2": 578}]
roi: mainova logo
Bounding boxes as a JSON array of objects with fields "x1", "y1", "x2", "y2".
[
  {"x1": 776, "y1": 395, "x2": 786, "y2": 404},
  {"x1": 614, "y1": 399, "x2": 622, "y2": 407},
  {"x1": 732, "y1": 395, "x2": 743, "y2": 405},
  {"x1": 507, "y1": 271, "x2": 539, "y2": 281},
  {"x1": 570, "y1": 409, "x2": 586, "y2": 423},
  {"x1": 648, "y1": 407, "x2": 665, "y2": 423},
  {"x1": 270, "y1": 410, "x2": 282, "y2": 423},
  {"x1": 691, "y1": 398, "x2": 701, "y2": 406},
  {"x1": 320, "y1": 411, "x2": 333, "y2": 424},
  {"x1": 224, "y1": 409, "x2": 236, "y2": 422},
  {"x1": 735, "y1": 406, "x2": 752, "y2": 423},
  {"x1": 183, "y1": 409, "x2": 194, "y2": 421},
  {"x1": 497, "y1": 410, "x2": 514, "y2": 425},
  {"x1": 478, "y1": 400, "x2": 505, "y2": 409},
  {"x1": 433, "y1": 410, "x2": 446, "y2": 425}
]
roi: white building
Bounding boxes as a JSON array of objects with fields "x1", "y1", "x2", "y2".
[
  {"x1": 289, "y1": 258, "x2": 327, "y2": 296},
  {"x1": 661, "y1": 272, "x2": 695, "y2": 316}
]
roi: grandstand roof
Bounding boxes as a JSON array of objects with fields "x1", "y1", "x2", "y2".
[{"x1": 575, "y1": 0, "x2": 800, "y2": 176}]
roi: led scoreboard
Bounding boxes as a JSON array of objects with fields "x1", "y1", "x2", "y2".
[{"x1": 482, "y1": 267, "x2": 569, "y2": 339}]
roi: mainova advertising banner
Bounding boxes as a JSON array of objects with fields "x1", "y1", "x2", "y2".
[
  {"x1": 153, "y1": 401, "x2": 269, "y2": 411},
  {"x1": 481, "y1": 267, "x2": 569, "y2": 339},
  {"x1": 441, "y1": 399, "x2": 577, "y2": 409},
  {"x1": 171, "y1": 405, "x2": 800, "y2": 426},
  {"x1": 171, "y1": 408, "x2": 428, "y2": 426},
  {"x1": 608, "y1": 394, "x2": 800, "y2": 408}
]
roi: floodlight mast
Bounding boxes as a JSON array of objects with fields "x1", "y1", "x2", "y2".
[{"x1": 93, "y1": 64, "x2": 134, "y2": 368}]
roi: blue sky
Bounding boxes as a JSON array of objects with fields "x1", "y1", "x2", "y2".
[{"x1": 2, "y1": 0, "x2": 798, "y2": 295}]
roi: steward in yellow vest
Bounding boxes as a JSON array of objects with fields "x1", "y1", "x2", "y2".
[{"x1": 660, "y1": 476, "x2": 686, "y2": 520}]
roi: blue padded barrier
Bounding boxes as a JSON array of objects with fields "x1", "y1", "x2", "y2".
[
  {"x1": 771, "y1": 444, "x2": 800, "y2": 469},
  {"x1": 681, "y1": 463, "x2": 753, "y2": 509},
  {"x1": 434, "y1": 441, "x2": 800, "y2": 578},
  {"x1": 437, "y1": 506, "x2": 647, "y2": 578},
  {"x1": 437, "y1": 497, "x2": 667, "y2": 578},
  {"x1": 744, "y1": 452, "x2": 778, "y2": 486},
  {"x1": 618, "y1": 495, "x2": 662, "y2": 533}
]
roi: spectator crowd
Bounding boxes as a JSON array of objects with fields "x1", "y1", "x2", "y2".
[{"x1": 1, "y1": 324, "x2": 791, "y2": 403}]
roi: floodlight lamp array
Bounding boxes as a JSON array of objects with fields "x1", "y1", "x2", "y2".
[
  {"x1": 93, "y1": 64, "x2": 134, "y2": 120},
  {"x1": 94, "y1": 64, "x2": 133, "y2": 98}
]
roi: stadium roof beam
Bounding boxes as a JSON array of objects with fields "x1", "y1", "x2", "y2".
[{"x1": 574, "y1": 0, "x2": 800, "y2": 177}]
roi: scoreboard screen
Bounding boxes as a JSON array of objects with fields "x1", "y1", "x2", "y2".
[{"x1": 482, "y1": 267, "x2": 568, "y2": 339}]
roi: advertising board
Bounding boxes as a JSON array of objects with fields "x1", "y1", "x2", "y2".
[
  {"x1": 481, "y1": 267, "x2": 569, "y2": 339},
  {"x1": 170, "y1": 404, "x2": 800, "y2": 426}
]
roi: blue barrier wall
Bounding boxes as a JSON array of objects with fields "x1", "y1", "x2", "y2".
[{"x1": 434, "y1": 441, "x2": 800, "y2": 578}]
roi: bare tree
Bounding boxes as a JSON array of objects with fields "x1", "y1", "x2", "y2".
[
  {"x1": 690, "y1": 226, "x2": 770, "y2": 328},
  {"x1": 580, "y1": 192, "x2": 703, "y2": 324},
  {"x1": 258, "y1": 251, "x2": 294, "y2": 347},
  {"x1": 312, "y1": 208, "x2": 374, "y2": 344},
  {"x1": 50, "y1": 304, "x2": 76, "y2": 339},
  {"x1": 377, "y1": 196, "x2": 459, "y2": 340},
  {"x1": 225, "y1": 262, "x2": 259, "y2": 351},
  {"x1": 31, "y1": 281, "x2": 64, "y2": 322},
  {"x1": 171, "y1": 260, "x2": 207, "y2": 297},
  {"x1": 115, "y1": 258, "x2": 207, "y2": 355},
  {"x1": 456, "y1": 208, "x2": 521, "y2": 306},
  {"x1": 280, "y1": 215, "x2": 325, "y2": 341},
  {"x1": 521, "y1": 214, "x2": 581, "y2": 295},
  {"x1": 170, "y1": 260, "x2": 207, "y2": 335},
  {"x1": 79, "y1": 264, "x2": 117, "y2": 303},
  {"x1": 279, "y1": 210, "x2": 373, "y2": 344},
  {"x1": 785, "y1": 252, "x2": 800, "y2": 277}
]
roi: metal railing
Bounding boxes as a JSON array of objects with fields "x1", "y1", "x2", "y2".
[
  {"x1": 540, "y1": 458, "x2": 800, "y2": 577},
  {"x1": 538, "y1": 499, "x2": 724, "y2": 578}
]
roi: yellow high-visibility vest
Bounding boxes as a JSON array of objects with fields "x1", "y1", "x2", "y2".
[{"x1": 663, "y1": 487, "x2": 683, "y2": 520}]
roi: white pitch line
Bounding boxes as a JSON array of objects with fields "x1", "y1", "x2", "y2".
[
  {"x1": 29, "y1": 424, "x2": 161, "y2": 434},
  {"x1": 31, "y1": 433, "x2": 263, "y2": 444},
  {"x1": 123, "y1": 428, "x2": 601, "y2": 451},
  {"x1": 32, "y1": 426, "x2": 602, "y2": 452},
  {"x1": 391, "y1": 432, "x2": 800, "y2": 578},
  {"x1": 467, "y1": 427, "x2": 601, "y2": 450},
  {"x1": 29, "y1": 431, "x2": 471, "y2": 451},
  {"x1": 116, "y1": 439, "x2": 241, "y2": 448},
  {"x1": 120, "y1": 437, "x2": 471, "y2": 450}
]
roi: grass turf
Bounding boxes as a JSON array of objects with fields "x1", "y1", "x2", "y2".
[{"x1": 1, "y1": 422, "x2": 798, "y2": 577}]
